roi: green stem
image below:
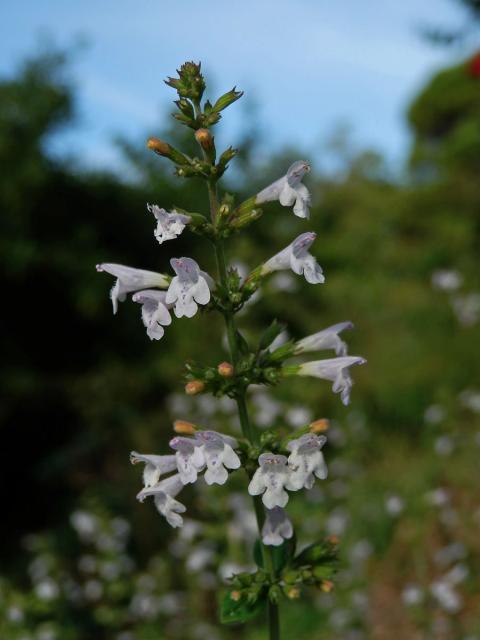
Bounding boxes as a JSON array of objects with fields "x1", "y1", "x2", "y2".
[{"x1": 202, "y1": 133, "x2": 280, "y2": 640}]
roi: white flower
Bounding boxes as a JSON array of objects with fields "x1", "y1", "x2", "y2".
[
  {"x1": 262, "y1": 507, "x2": 294, "y2": 546},
  {"x1": 297, "y1": 356, "x2": 366, "y2": 405},
  {"x1": 287, "y1": 434, "x2": 328, "y2": 489},
  {"x1": 136, "y1": 474, "x2": 186, "y2": 528},
  {"x1": 248, "y1": 453, "x2": 296, "y2": 508},
  {"x1": 147, "y1": 203, "x2": 191, "y2": 244},
  {"x1": 295, "y1": 322, "x2": 353, "y2": 356},
  {"x1": 130, "y1": 451, "x2": 178, "y2": 487},
  {"x1": 169, "y1": 436, "x2": 205, "y2": 485},
  {"x1": 132, "y1": 289, "x2": 172, "y2": 340},
  {"x1": 194, "y1": 431, "x2": 241, "y2": 485},
  {"x1": 96, "y1": 263, "x2": 169, "y2": 314},
  {"x1": 256, "y1": 160, "x2": 311, "y2": 218},
  {"x1": 262, "y1": 232, "x2": 324, "y2": 284},
  {"x1": 431, "y1": 269, "x2": 463, "y2": 291},
  {"x1": 165, "y1": 257, "x2": 212, "y2": 318}
]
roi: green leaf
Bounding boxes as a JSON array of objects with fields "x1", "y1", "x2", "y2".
[
  {"x1": 212, "y1": 87, "x2": 244, "y2": 113},
  {"x1": 258, "y1": 319, "x2": 286, "y2": 351},
  {"x1": 236, "y1": 329, "x2": 250, "y2": 356},
  {"x1": 220, "y1": 588, "x2": 266, "y2": 625},
  {"x1": 293, "y1": 539, "x2": 339, "y2": 568}
]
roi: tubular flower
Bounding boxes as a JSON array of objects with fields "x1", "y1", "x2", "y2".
[
  {"x1": 193, "y1": 431, "x2": 241, "y2": 485},
  {"x1": 169, "y1": 436, "x2": 205, "y2": 485},
  {"x1": 296, "y1": 356, "x2": 366, "y2": 405},
  {"x1": 130, "y1": 451, "x2": 178, "y2": 487},
  {"x1": 96, "y1": 263, "x2": 169, "y2": 314},
  {"x1": 262, "y1": 232, "x2": 324, "y2": 284},
  {"x1": 256, "y1": 160, "x2": 311, "y2": 218},
  {"x1": 147, "y1": 204, "x2": 191, "y2": 244},
  {"x1": 248, "y1": 453, "x2": 296, "y2": 508},
  {"x1": 262, "y1": 507, "x2": 294, "y2": 547},
  {"x1": 166, "y1": 257, "x2": 212, "y2": 318},
  {"x1": 287, "y1": 434, "x2": 328, "y2": 490},
  {"x1": 132, "y1": 290, "x2": 173, "y2": 340},
  {"x1": 137, "y1": 474, "x2": 186, "y2": 528},
  {"x1": 295, "y1": 322, "x2": 353, "y2": 356}
]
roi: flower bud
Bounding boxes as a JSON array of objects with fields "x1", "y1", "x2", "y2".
[
  {"x1": 285, "y1": 586, "x2": 301, "y2": 600},
  {"x1": 321, "y1": 580, "x2": 334, "y2": 593},
  {"x1": 218, "y1": 362, "x2": 234, "y2": 377},
  {"x1": 326, "y1": 534, "x2": 339, "y2": 545},
  {"x1": 309, "y1": 418, "x2": 330, "y2": 433},
  {"x1": 147, "y1": 137, "x2": 171, "y2": 156},
  {"x1": 195, "y1": 128, "x2": 214, "y2": 151},
  {"x1": 230, "y1": 590, "x2": 242, "y2": 602},
  {"x1": 173, "y1": 420, "x2": 197, "y2": 435},
  {"x1": 185, "y1": 380, "x2": 205, "y2": 395}
]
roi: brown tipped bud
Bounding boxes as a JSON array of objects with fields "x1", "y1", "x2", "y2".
[
  {"x1": 321, "y1": 580, "x2": 334, "y2": 593},
  {"x1": 185, "y1": 380, "x2": 205, "y2": 395},
  {"x1": 326, "y1": 534, "x2": 340, "y2": 545},
  {"x1": 309, "y1": 418, "x2": 330, "y2": 433},
  {"x1": 218, "y1": 362, "x2": 234, "y2": 378},
  {"x1": 230, "y1": 590, "x2": 242, "y2": 602},
  {"x1": 147, "y1": 137, "x2": 171, "y2": 156},
  {"x1": 195, "y1": 128, "x2": 214, "y2": 150},
  {"x1": 285, "y1": 586, "x2": 301, "y2": 600},
  {"x1": 173, "y1": 420, "x2": 197, "y2": 435}
]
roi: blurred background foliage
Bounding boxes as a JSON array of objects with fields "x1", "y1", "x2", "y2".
[{"x1": 1, "y1": 27, "x2": 480, "y2": 640}]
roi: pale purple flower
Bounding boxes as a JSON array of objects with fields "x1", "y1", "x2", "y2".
[
  {"x1": 194, "y1": 431, "x2": 241, "y2": 485},
  {"x1": 256, "y1": 160, "x2": 311, "y2": 219},
  {"x1": 295, "y1": 322, "x2": 353, "y2": 356},
  {"x1": 287, "y1": 434, "x2": 328, "y2": 489},
  {"x1": 248, "y1": 453, "x2": 296, "y2": 508},
  {"x1": 297, "y1": 356, "x2": 366, "y2": 405},
  {"x1": 262, "y1": 232, "x2": 324, "y2": 284},
  {"x1": 165, "y1": 257, "x2": 212, "y2": 318},
  {"x1": 132, "y1": 290, "x2": 172, "y2": 340},
  {"x1": 169, "y1": 436, "x2": 205, "y2": 485},
  {"x1": 262, "y1": 507, "x2": 294, "y2": 546},
  {"x1": 137, "y1": 474, "x2": 186, "y2": 528},
  {"x1": 130, "y1": 451, "x2": 178, "y2": 488},
  {"x1": 96, "y1": 263, "x2": 169, "y2": 314},
  {"x1": 147, "y1": 204, "x2": 191, "y2": 244}
]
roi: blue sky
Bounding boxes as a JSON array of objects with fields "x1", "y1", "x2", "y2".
[{"x1": 0, "y1": 0, "x2": 469, "y2": 174}]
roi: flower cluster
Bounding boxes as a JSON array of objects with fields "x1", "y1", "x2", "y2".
[{"x1": 131, "y1": 430, "x2": 240, "y2": 528}]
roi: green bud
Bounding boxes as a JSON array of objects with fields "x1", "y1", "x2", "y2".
[
  {"x1": 282, "y1": 570, "x2": 301, "y2": 585},
  {"x1": 268, "y1": 585, "x2": 282, "y2": 604},
  {"x1": 212, "y1": 87, "x2": 244, "y2": 113},
  {"x1": 165, "y1": 61, "x2": 205, "y2": 101}
]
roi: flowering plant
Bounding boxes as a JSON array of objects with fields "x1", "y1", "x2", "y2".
[{"x1": 96, "y1": 61, "x2": 366, "y2": 639}]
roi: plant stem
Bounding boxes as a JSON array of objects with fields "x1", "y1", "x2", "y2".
[{"x1": 201, "y1": 138, "x2": 280, "y2": 640}]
